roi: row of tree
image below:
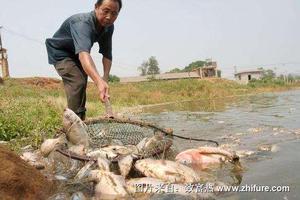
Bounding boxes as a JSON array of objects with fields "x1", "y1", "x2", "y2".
[{"x1": 137, "y1": 57, "x2": 214, "y2": 76}]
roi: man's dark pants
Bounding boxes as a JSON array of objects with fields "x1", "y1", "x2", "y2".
[{"x1": 54, "y1": 57, "x2": 87, "y2": 120}]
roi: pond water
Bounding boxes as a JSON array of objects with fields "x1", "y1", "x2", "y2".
[{"x1": 137, "y1": 89, "x2": 300, "y2": 200}]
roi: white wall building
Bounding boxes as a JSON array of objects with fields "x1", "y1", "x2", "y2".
[{"x1": 234, "y1": 70, "x2": 263, "y2": 84}]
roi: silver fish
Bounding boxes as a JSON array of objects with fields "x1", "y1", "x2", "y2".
[
  {"x1": 136, "y1": 134, "x2": 172, "y2": 158},
  {"x1": 88, "y1": 170, "x2": 128, "y2": 198},
  {"x1": 87, "y1": 149, "x2": 118, "y2": 160},
  {"x1": 135, "y1": 159, "x2": 201, "y2": 184},
  {"x1": 97, "y1": 157, "x2": 111, "y2": 171},
  {"x1": 101, "y1": 145, "x2": 138, "y2": 156},
  {"x1": 63, "y1": 108, "x2": 89, "y2": 148},
  {"x1": 118, "y1": 155, "x2": 133, "y2": 177},
  {"x1": 20, "y1": 151, "x2": 45, "y2": 169},
  {"x1": 196, "y1": 146, "x2": 238, "y2": 161},
  {"x1": 71, "y1": 192, "x2": 87, "y2": 200},
  {"x1": 68, "y1": 144, "x2": 86, "y2": 156},
  {"x1": 74, "y1": 160, "x2": 96, "y2": 181},
  {"x1": 40, "y1": 134, "x2": 66, "y2": 157}
]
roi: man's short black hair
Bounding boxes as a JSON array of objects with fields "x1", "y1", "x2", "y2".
[{"x1": 95, "y1": 0, "x2": 122, "y2": 11}]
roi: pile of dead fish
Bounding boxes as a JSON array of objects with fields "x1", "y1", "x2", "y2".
[{"x1": 21, "y1": 108, "x2": 240, "y2": 200}]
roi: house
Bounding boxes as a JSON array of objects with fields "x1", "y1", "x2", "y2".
[
  {"x1": 234, "y1": 70, "x2": 263, "y2": 84},
  {"x1": 192, "y1": 60, "x2": 218, "y2": 78}
]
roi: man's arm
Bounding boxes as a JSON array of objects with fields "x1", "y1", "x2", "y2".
[
  {"x1": 79, "y1": 52, "x2": 108, "y2": 102},
  {"x1": 102, "y1": 57, "x2": 112, "y2": 83}
]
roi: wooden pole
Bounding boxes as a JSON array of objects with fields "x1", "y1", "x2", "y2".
[{"x1": 0, "y1": 27, "x2": 10, "y2": 78}]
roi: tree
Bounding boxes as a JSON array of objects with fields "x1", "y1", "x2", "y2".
[
  {"x1": 183, "y1": 60, "x2": 206, "y2": 72},
  {"x1": 138, "y1": 61, "x2": 148, "y2": 76},
  {"x1": 217, "y1": 70, "x2": 222, "y2": 78},
  {"x1": 258, "y1": 67, "x2": 276, "y2": 80},
  {"x1": 167, "y1": 68, "x2": 182, "y2": 73},
  {"x1": 108, "y1": 74, "x2": 120, "y2": 83},
  {"x1": 137, "y1": 56, "x2": 160, "y2": 76},
  {"x1": 147, "y1": 56, "x2": 160, "y2": 75}
]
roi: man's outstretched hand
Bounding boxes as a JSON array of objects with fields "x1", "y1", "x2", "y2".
[{"x1": 96, "y1": 78, "x2": 109, "y2": 103}]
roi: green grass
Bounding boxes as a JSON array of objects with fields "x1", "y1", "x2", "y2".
[{"x1": 0, "y1": 77, "x2": 299, "y2": 150}]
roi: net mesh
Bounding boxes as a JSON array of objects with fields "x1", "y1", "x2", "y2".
[{"x1": 85, "y1": 118, "x2": 177, "y2": 159}]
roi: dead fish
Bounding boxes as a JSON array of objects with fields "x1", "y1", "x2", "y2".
[
  {"x1": 175, "y1": 147, "x2": 239, "y2": 167},
  {"x1": 258, "y1": 144, "x2": 279, "y2": 153},
  {"x1": 54, "y1": 175, "x2": 68, "y2": 181},
  {"x1": 63, "y1": 108, "x2": 89, "y2": 148},
  {"x1": 136, "y1": 134, "x2": 172, "y2": 158},
  {"x1": 196, "y1": 146, "x2": 238, "y2": 160},
  {"x1": 87, "y1": 149, "x2": 118, "y2": 160},
  {"x1": 175, "y1": 146, "x2": 238, "y2": 165},
  {"x1": 102, "y1": 145, "x2": 138, "y2": 156},
  {"x1": 175, "y1": 149, "x2": 227, "y2": 166},
  {"x1": 136, "y1": 134, "x2": 163, "y2": 151},
  {"x1": 97, "y1": 157, "x2": 111, "y2": 171},
  {"x1": 236, "y1": 150, "x2": 256, "y2": 158},
  {"x1": 135, "y1": 159, "x2": 201, "y2": 184},
  {"x1": 40, "y1": 134, "x2": 66, "y2": 157},
  {"x1": 63, "y1": 108, "x2": 86, "y2": 130},
  {"x1": 125, "y1": 145, "x2": 140, "y2": 156},
  {"x1": 71, "y1": 192, "x2": 87, "y2": 200},
  {"x1": 68, "y1": 144, "x2": 86, "y2": 156},
  {"x1": 20, "y1": 151, "x2": 45, "y2": 169},
  {"x1": 74, "y1": 160, "x2": 96, "y2": 181},
  {"x1": 118, "y1": 155, "x2": 133, "y2": 177},
  {"x1": 87, "y1": 170, "x2": 128, "y2": 198}
]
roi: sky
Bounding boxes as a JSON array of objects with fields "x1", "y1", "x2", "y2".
[{"x1": 0, "y1": 0, "x2": 299, "y2": 79}]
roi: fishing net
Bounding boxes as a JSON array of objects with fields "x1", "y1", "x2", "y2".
[{"x1": 84, "y1": 117, "x2": 177, "y2": 160}]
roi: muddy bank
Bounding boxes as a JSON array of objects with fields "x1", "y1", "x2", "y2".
[{"x1": 0, "y1": 145, "x2": 55, "y2": 200}]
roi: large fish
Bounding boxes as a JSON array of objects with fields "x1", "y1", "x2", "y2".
[
  {"x1": 175, "y1": 147, "x2": 239, "y2": 166},
  {"x1": 97, "y1": 157, "x2": 111, "y2": 171},
  {"x1": 88, "y1": 145, "x2": 137, "y2": 177},
  {"x1": 135, "y1": 159, "x2": 201, "y2": 184},
  {"x1": 20, "y1": 151, "x2": 46, "y2": 169},
  {"x1": 136, "y1": 134, "x2": 172, "y2": 158},
  {"x1": 87, "y1": 170, "x2": 128, "y2": 199},
  {"x1": 63, "y1": 108, "x2": 89, "y2": 148},
  {"x1": 74, "y1": 160, "x2": 96, "y2": 180},
  {"x1": 87, "y1": 148, "x2": 118, "y2": 160},
  {"x1": 87, "y1": 145, "x2": 137, "y2": 160},
  {"x1": 68, "y1": 144, "x2": 86, "y2": 156},
  {"x1": 118, "y1": 155, "x2": 133, "y2": 177},
  {"x1": 101, "y1": 145, "x2": 139, "y2": 156},
  {"x1": 40, "y1": 134, "x2": 66, "y2": 157}
]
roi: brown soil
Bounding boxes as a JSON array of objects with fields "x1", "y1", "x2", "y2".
[
  {"x1": 17, "y1": 77, "x2": 63, "y2": 89},
  {"x1": 0, "y1": 145, "x2": 55, "y2": 200}
]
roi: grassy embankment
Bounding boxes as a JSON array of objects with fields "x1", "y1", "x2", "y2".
[{"x1": 0, "y1": 77, "x2": 299, "y2": 150}]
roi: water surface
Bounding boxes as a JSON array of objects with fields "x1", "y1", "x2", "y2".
[{"x1": 138, "y1": 90, "x2": 300, "y2": 200}]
